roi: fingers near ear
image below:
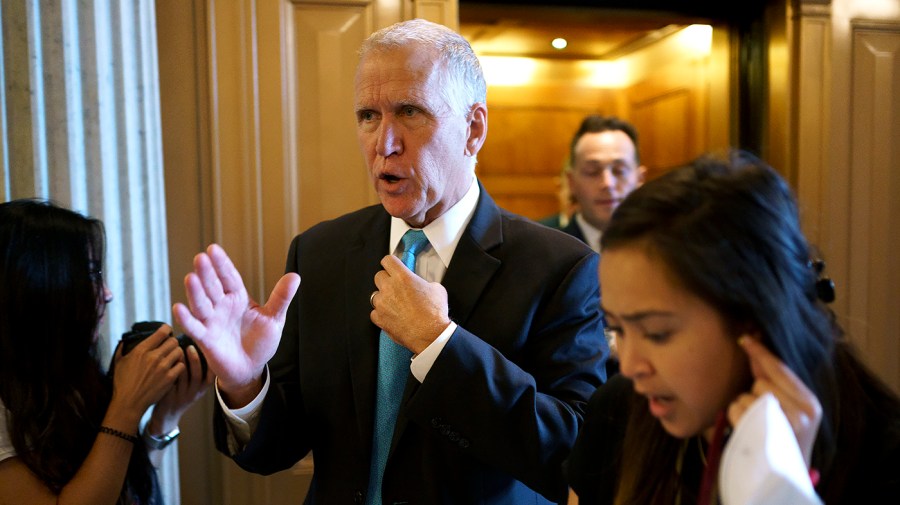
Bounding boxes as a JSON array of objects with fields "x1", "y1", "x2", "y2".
[
  {"x1": 739, "y1": 336, "x2": 815, "y2": 407},
  {"x1": 739, "y1": 336, "x2": 772, "y2": 380}
]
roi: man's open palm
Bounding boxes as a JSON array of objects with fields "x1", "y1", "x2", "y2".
[{"x1": 173, "y1": 244, "x2": 301, "y2": 394}]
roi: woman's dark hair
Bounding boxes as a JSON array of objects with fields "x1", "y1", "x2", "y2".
[
  {"x1": 0, "y1": 199, "x2": 158, "y2": 503},
  {"x1": 601, "y1": 151, "x2": 900, "y2": 503}
]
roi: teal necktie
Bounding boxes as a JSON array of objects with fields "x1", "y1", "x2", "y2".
[{"x1": 366, "y1": 229, "x2": 429, "y2": 505}]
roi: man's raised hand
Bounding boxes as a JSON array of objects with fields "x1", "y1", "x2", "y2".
[{"x1": 172, "y1": 244, "x2": 300, "y2": 407}]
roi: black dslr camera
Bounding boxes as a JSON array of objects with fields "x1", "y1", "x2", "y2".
[{"x1": 120, "y1": 321, "x2": 208, "y2": 380}]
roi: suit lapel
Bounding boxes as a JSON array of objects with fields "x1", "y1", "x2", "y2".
[
  {"x1": 442, "y1": 185, "x2": 503, "y2": 325},
  {"x1": 345, "y1": 208, "x2": 391, "y2": 456}
]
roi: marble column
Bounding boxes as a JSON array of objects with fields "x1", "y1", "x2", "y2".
[{"x1": 0, "y1": 1, "x2": 179, "y2": 503}]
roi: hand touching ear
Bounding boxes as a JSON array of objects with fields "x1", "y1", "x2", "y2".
[{"x1": 728, "y1": 337, "x2": 823, "y2": 467}]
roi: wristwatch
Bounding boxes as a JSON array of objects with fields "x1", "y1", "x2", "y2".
[{"x1": 143, "y1": 426, "x2": 180, "y2": 450}]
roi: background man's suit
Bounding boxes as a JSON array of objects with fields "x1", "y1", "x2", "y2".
[
  {"x1": 561, "y1": 219, "x2": 586, "y2": 245},
  {"x1": 214, "y1": 186, "x2": 607, "y2": 504}
]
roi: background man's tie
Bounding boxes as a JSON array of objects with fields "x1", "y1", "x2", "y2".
[{"x1": 367, "y1": 229, "x2": 430, "y2": 505}]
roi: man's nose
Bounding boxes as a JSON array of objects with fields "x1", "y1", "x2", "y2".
[
  {"x1": 376, "y1": 117, "x2": 402, "y2": 157},
  {"x1": 601, "y1": 168, "x2": 616, "y2": 188}
]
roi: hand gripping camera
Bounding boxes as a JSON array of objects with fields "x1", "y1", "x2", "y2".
[{"x1": 120, "y1": 321, "x2": 208, "y2": 380}]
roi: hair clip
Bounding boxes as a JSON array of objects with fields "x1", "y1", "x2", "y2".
[{"x1": 810, "y1": 259, "x2": 835, "y2": 303}]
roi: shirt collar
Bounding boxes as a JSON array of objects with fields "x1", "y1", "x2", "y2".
[
  {"x1": 389, "y1": 177, "x2": 480, "y2": 268},
  {"x1": 575, "y1": 213, "x2": 603, "y2": 253}
]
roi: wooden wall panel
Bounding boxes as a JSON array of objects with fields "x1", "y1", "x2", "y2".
[
  {"x1": 626, "y1": 56, "x2": 710, "y2": 179},
  {"x1": 792, "y1": 0, "x2": 900, "y2": 395},
  {"x1": 411, "y1": 0, "x2": 458, "y2": 29},
  {"x1": 479, "y1": 107, "x2": 598, "y2": 176},
  {"x1": 477, "y1": 86, "x2": 620, "y2": 221},
  {"x1": 847, "y1": 25, "x2": 900, "y2": 392},
  {"x1": 156, "y1": 2, "x2": 222, "y2": 501},
  {"x1": 289, "y1": 4, "x2": 378, "y2": 233},
  {"x1": 630, "y1": 89, "x2": 693, "y2": 177},
  {"x1": 793, "y1": 6, "x2": 831, "y2": 250}
]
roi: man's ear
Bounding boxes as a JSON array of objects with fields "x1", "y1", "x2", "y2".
[
  {"x1": 465, "y1": 103, "x2": 488, "y2": 156},
  {"x1": 566, "y1": 166, "x2": 577, "y2": 188},
  {"x1": 637, "y1": 164, "x2": 648, "y2": 184}
]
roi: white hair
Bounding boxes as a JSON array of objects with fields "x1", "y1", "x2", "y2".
[{"x1": 359, "y1": 19, "x2": 487, "y2": 116}]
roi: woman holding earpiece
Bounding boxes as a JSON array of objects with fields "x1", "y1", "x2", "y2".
[
  {"x1": 565, "y1": 152, "x2": 900, "y2": 504},
  {"x1": 0, "y1": 199, "x2": 209, "y2": 505}
]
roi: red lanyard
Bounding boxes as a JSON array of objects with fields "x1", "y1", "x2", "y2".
[{"x1": 697, "y1": 410, "x2": 728, "y2": 505}]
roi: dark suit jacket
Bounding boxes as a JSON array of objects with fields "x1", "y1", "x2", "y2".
[
  {"x1": 214, "y1": 187, "x2": 607, "y2": 504},
  {"x1": 560, "y1": 217, "x2": 585, "y2": 245},
  {"x1": 559, "y1": 216, "x2": 618, "y2": 377},
  {"x1": 537, "y1": 213, "x2": 565, "y2": 230}
]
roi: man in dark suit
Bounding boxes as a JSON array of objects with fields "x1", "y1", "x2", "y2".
[
  {"x1": 174, "y1": 19, "x2": 606, "y2": 505},
  {"x1": 562, "y1": 115, "x2": 646, "y2": 253},
  {"x1": 561, "y1": 115, "x2": 645, "y2": 377}
]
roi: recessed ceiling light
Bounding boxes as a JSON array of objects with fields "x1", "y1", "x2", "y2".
[{"x1": 551, "y1": 38, "x2": 567, "y2": 50}]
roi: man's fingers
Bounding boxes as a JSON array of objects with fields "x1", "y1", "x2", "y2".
[
  {"x1": 173, "y1": 302, "x2": 207, "y2": 343},
  {"x1": 380, "y1": 254, "x2": 414, "y2": 276},
  {"x1": 373, "y1": 269, "x2": 388, "y2": 291},
  {"x1": 194, "y1": 251, "x2": 225, "y2": 303},
  {"x1": 185, "y1": 344, "x2": 204, "y2": 384},
  {"x1": 208, "y1": 244, "x2": 247, "y2": 295},
  {"x1": 263, "y1": 272, "x2": 301, "y2": 320},
  {"x1": 184, "y1": 272, "x2": 215, "y2": 321}
]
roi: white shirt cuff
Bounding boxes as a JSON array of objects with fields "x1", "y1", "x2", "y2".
[
  {"x1": 410, "y1": 322, "x2": 456, "y2": 382},
  {"x1": 216, "y1": 366, "x2": 270, "y2": 452}
]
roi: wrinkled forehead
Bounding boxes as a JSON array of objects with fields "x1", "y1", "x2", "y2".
[
  {"x1": 356, "y1": 45, "x2": 443, "y2": 82},
  {"x1": 355, "y1": 46, "x2": 453, "y2": 109}
]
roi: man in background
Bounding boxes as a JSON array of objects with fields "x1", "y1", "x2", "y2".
[
  {"x1": 562, "y1": 115, "x2": 645, "y2": 376},
  {"x1": 563, "y1": 115, "x2": 646, "y2": 252}
]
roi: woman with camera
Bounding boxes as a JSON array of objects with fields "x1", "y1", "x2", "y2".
[{"x1": 0, "y1": 199, "x2": 209, "y2": 504}]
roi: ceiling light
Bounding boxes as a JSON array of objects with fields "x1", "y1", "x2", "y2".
[
  {"x1": 677, "y1": 25, "x2": 713, "y2": 56},
  {"x1": 551, "y1": 38, "x2": 567, "y2": 50},
  {"x1": 480, "y1": 56, "x2": 538, "y2": 86}
]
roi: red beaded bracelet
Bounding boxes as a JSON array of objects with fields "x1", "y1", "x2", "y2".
[{"x1": 809, "y1": 468, "x2": 821, "y2": 488}]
